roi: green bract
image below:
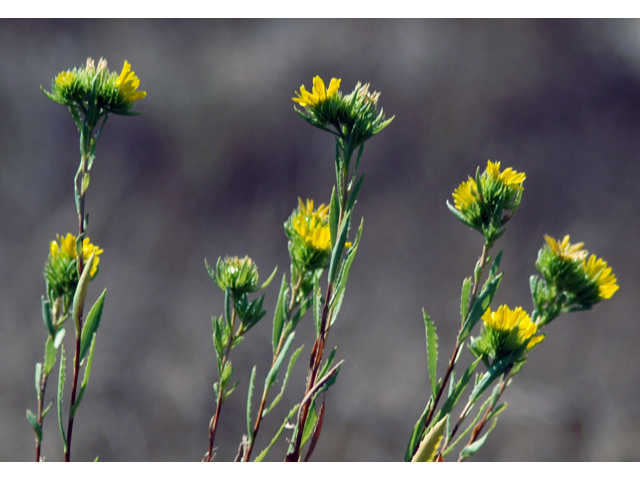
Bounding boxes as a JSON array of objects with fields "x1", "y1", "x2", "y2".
[{"x1": 207, "y1": 256, "x2": 260, "y2": 297}]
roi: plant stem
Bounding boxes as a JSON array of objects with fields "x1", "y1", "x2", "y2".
[
  {"x1": 457, "y1": 366, "x2": 512, "y2": 462},
  {"x1": 412, "y1": 243, "x2": 490, "y2": 459},
  {"x1": 241, "y1": 277, "x2": 304, "y2": 462},
  {"x1": 64, "y1": 146, "x2": 88, "y2": 462},
  {"x1": 206, "y1": 308, "x2": 237, "y2": 462}
]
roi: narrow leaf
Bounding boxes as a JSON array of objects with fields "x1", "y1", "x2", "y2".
[
  {"x1": 70, "y1": 334, "x2": 97, "y2": 417},
  {"x1": 72, "y1": 253, "x2": 95, "y2": 334},
  {"x1": 254, "y1": 404, "x2": 299, "y2": 462},
  {"x1": 440, "y1": 358, "x2": 481, "y2": 417},
  {"x1": 328, "y1": 212, "x2": 351, "y2": 285},
  {"x1": 264, "y1": 344, "x2": 304, "y2": 416},
  {"x1": 411, "y1": 415, "x2": 448, "y2": 462},
  {"x1": 272, "y1": 275, "x2": 288, "y2": 355},
  {"x1": 346, "y1": 174, "x2": 364, "y2": 214},
  {"x1": 301, "y1": 401, "x2": 318, "y2": 448},
  {"x1": 80, "y1": 288, "x2": 106, "y2": 362},
  {"x1": 469, "y1": 354, "x2": 513, "y2": 403},
  {"x1": 459, "y1": 418, "x2": 499, "y2": 461},
  {"x1": 404, "y1": 398, "x2": 431, "y2": 462},
  {"x1": 43, "y1": 336, "x2": 57, "y2": 376},
  {"x1": 459, "y1": 273, "x2": 503, "y2": 341},
  {"x1": 329, "y1": 187, "x2": 339, "y2": 248},
  {"x1": 35, "y1": 363, "x2": 42, "y2": 396},
  {"x1": 246, "y1": 366, "x2": 257, "y2": 443},
  {"x1": 259, "y1": 266, "x2": 278, "y2": 290},
  {"x1": 57, "y1": 345, "x2": 68, "y2": 451},
  {"x1": 423, "y1": 311, "x2": 438, "y2": 398},
  {"x1": 303, "y1": 399, "x2": 325, "y2": 462},
  {"x1": 53, "y1": 328, "x2": 66, "y2": 348},
  {"x1": 26, "y1": 410, "x2": 42, "y2": 443},
  {"x1": 442, "y1": 396, "x2": 493, "y2": 457},
  {"x1": 41, "y1": 296, "x2": 54, "y2": 337},
  {"x1": 265, "y1": 332, "x2": 295, "y2": 390},
  {"x1": 460, "y1": 277, "x2": 472, "y2": 322}
]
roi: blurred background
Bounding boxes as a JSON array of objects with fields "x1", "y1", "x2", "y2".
[{"x1": 1, "y1": 19, "x2": 639, "y2": 462}]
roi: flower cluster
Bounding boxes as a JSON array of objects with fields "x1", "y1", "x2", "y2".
[
  {"x1": 448, "y1": 160, "x2": 525, "y2": 246},
  {"x1": 44, "y1": 233, "x2": 103, "y2": 300},
  {"x1": 285, "y1": 198, "x2": 333, "y2": 273},
  {"x1": 470, "y1": 305, "x2": 544, "y2": 364},
  {"x1": 293, "y1": 76, "x2": 393, "y2": 146},
  {"x1": 44, "y1": 58, "x2": 146, "y2": 116}
]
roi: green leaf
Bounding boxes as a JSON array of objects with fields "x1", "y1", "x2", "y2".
[
  {"x1": 43, "y1": 336, "x2": 57, "y2": 376},
  {"x1": 313, "y1": 273, "x2": 322, "y2": 337},
  {"x1": 41, "y1": 296, "x2": 54, "y2": 337},
  {"x1": 446, "y1": 200, "x2": 473, "y2": 227},
  {"x1": 301, "y1": 401, "x2": 318, "y2": 448},
  {"x1": 423, "y1": 311, "x2": 438, "y2": 398},
  {"x1": 486, "y1": 250, "x2": 503, "y2": 285},
  {"x1": 318, "y1": 346, "x2": 338, "y2": 381},
  {"x1": 265, "y1": 333, "x2": 295, "y2": 390},
  {"x1": 487, "y1": 402, "x2": 508, "y2": 422},
  {"x1": 246, "y1": 366, "x2": 257, "y2": 444},
  {"x1": 459, "y1": 418, "x2": 499, "y2": 461},
  {"x1": 460, "y1": 277, "x2": 472, "y2": 323},
  {"x1": 328, "y1": 212, "x2": 351, "y2": 285},
  {"x1": 440, "y1": 358, "x2": 481, "y2": 418},
  {"x1": 81, "y1": 172, "x2": 90, "y2": 195},
  {"x1": 35, "y1": 363, "x2": 42, "y2": 397},
  {"x1": 329, "y1": 219, "x2": 363, "y2": 327},
  {"x1": 411, "y1": 415, "x2": 448, "y2": 462},
  {"x1": 469, "y1": 354, "x2": 513, "y2": 403},
  {"x1": 404, "y1": 399, "x2": 431, "y2": 462},
  {"x1": 272, "y1": 275, "x2": 288, "y2": 355},
  {"x1": 346, "y1": 174, "x2": 364, "y2": 214},
  {"x1": 329, "y1": 187, "x2": 339, "y2": 248},
  {"x1": 259, "y1": 266, "x2": 278, "y2": 290},
  {"x1": 57, "y1": 345, "x2": 68, "y2": 452},
  {"x1": 70, "y1": 334, "x2": 97, "y2": 417},
  {"x1": 72, "y1": 253, "x2": 95, "y2": 334},
  {"x1": 254, "y1": 403, "x2": 299, "y2": 462},
  {"x1": 264, "y1": 344, "x2": 304, "y2": 416},
  {"x1": 26, "y1": 409, "x2": 42, "y2": 443},
  {"x1": 442, "y1": 396, "x2": 493, "y2": 457},
  {"x1": 42, "y1": 401, "x2": 53, "y2": 420},
  {"x1": 53, "y1": 328, "x2": 66, "y2": 349},
  {"x1": 458, "y1": 273, "x2": 503, "y2": 341},
  {"x1": 80, "y1": 289, "x2": 106, "y2": 362}
]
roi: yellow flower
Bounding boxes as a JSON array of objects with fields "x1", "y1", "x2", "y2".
[
  {"x1": 116, "y1": 60, "x2": 146, "y2": 103},
  {"x1": 452, "y1": 178, "x2": 479, "y2": 211},
  {"x1": 486, "y1": 160, "x2": 526, "y2": 191},
  {"x1": 293, "y1": 76, "x2": 341, "y2": 107},
  {"x1": 482, "y1": 305, "x2": 543, "y2": 350},
  {"x1": 292, "y1": 198, "x2": 331, "y2": 251},
  {"x1": 55, "y1": 71, "x2": 76, "y2": 90},
  {"x1": 583, "y1": 254, "x2": 619, "y2": 299},
  {"x1": 50, "y1": 233, "x2": 103, "y2": 277},
  {"x1": 544, "y1": 235, "x2": 588, "y2": 261}
]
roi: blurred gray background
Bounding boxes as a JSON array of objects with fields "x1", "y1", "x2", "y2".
[{"x1": 1, "y1": 19, "x2": 639, "y2": 462}]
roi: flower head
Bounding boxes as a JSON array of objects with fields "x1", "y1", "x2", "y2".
[
  {"x1": 45, "y1": 233, "x2": 103, "y2": 300},
  {"x1": 544, "y1": 235, "x2": 588, "y2": 261},
  {"x1": 293, "y1": 76, "x2": 341, "y2": 108},
  {"x1": 583, "y1": 254, "x2": 619, "y2": 300},
  {"x1": 116, "y1": 60, "x2": 146, "y2": 103},
  {"x1": 452, "y1": 178, "x2": 480, "y2": 211},
  {"x1": 471, "y1": 305, "x2": 544, "y2": 362},
  {"x1": 209, "y1": 255, "x2": 260, "y2": 296}
]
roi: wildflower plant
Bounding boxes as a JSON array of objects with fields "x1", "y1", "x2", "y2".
[
  {"x1": 202, "y1": 76, "x2": 392, "y2": 462},
  {"x1": 406, "y1": 161, "x2": 618, "y2": 462},
  {"x1": 27, "y1": 58, "x2": 145, "y2": 461}
]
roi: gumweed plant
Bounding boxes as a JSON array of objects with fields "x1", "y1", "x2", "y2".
[
  {"x1": 27, "y1": 58, "x2": 145, "y2": 461},
  {"x1": 405, "y1": 161, "x2": 619, "y2": 462},
  {"x1": 202, "y1": 76, "x2": 393, "y2": 461}
]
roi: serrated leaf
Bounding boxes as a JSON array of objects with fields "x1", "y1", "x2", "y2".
[
  {"x1": 41, "y1": 296, "x2": 54, "y2": 337},
  {"x1": 43, "y1": 336, "x2": 57, "y2": 376},
  {"x1": 246, "y1": 366, "x2": 257, "y2": 443},
  {"x1": 272, "y1": 275, "x2": 288, "y2": 355},
  {"x1": 80, "y1": 289, "x2": 106, "y2": 362},
  {"x1": 72, "y1": 253, "x2": 94, "y2": 334},
  {"x1": 254, "y1": 403, "x2": 299, "y2": 462},
  {"x1": 411, "y1": 415, "x2": 448, "y2": 462},
  {"x1": 460, "y1": 277, "x2": 472, "y2": 322},
  {"x1": 459, "y1": 418, "x2": 499, "y2": 461},
  {"x1": 459, "y1": 273, "x2": 503, "y2": 341},
  {"x1": 26, "y1": 410, "x2": 42, "y2": 443},
  {"x1": 57, "y1": 345, "x2": 68, "y2": 452},
  {"x1": 264, "y1": 344, "x2": 304, "y2": 416},
  {"x1": 423, "y1": 311, "x2": 438, "y2": 398}
]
